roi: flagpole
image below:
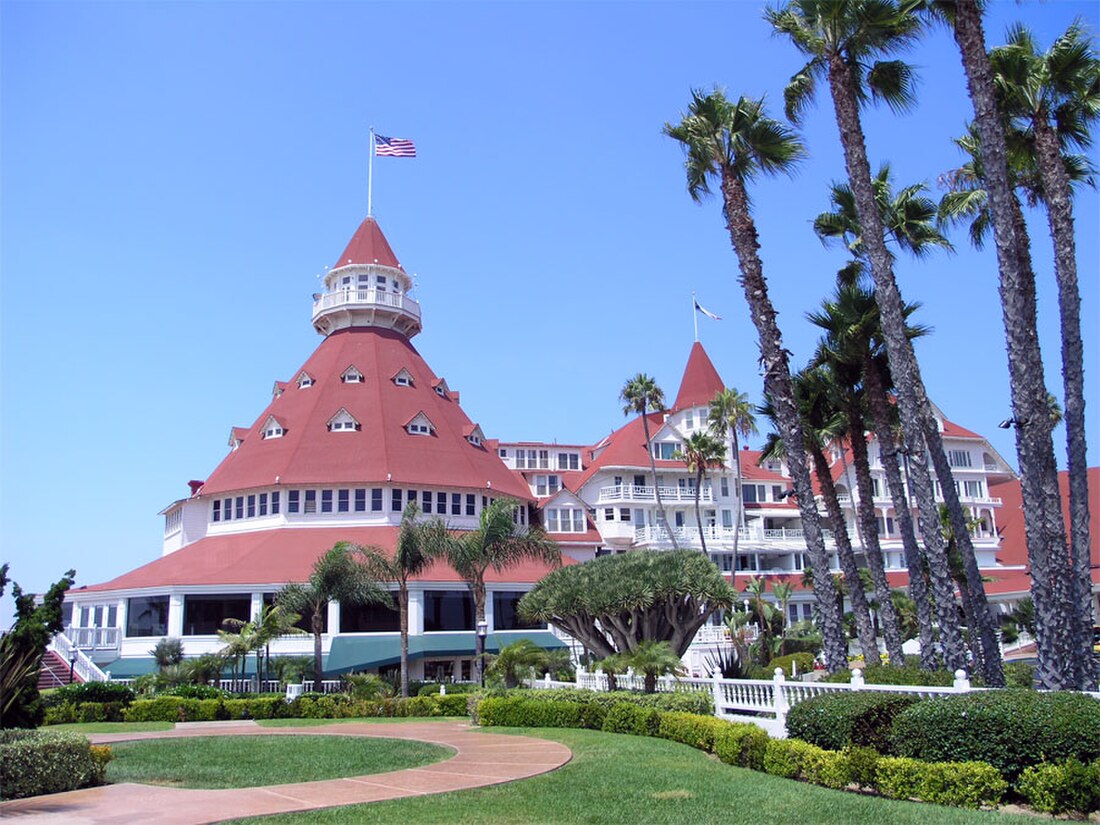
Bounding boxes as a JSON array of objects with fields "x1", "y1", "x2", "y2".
[
  {"x1": 692, "y1": 292, "x2": 699, "y2": 343},
  {"x1": 368, "y1": 127, "x2": 375, "y2": 217}
]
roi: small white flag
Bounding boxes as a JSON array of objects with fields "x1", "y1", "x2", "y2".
[{"x1": 694, "y1": 299, "x2": 722, "y2": 321}]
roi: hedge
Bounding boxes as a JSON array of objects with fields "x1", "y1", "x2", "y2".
[
  {"x1": 786, "y1": 691, "x2": 922, "y2": 753},
  {"x1": 763, "y1": 739, "x2": 850, "y2": 789},
  {"x1": 0, "y1": 730, "x2": 111, "y2": 800},
  {"x1": 875, "y1": 757, "x2": 1007, "y2": 809},
  {"x1": 503, "y1": 688, "x2": 712, "y2": 716},
  {"x1": 823, "y1": 664, "x2": 955, "y2": 687},
  {"x1": 890, "y1": 689, "x2": 1100, "y2": 781},
  {"x1": 417, "y1": 682, "x2": 481, "y2": 696},
  {"x1": 766, "y1": 653, "x2": 816, "y2": 676},
  {"x1": 44, "y1": 701, "x2": 130, "y2": 725},
  {"x1": 602, "y1": 703, "x2": 662, "y2": 737},
  {"x1": 1016, "y1": 759, "x2": 1100, "y2": 816},
  {"x1": 42, "y1": 682, "x2": 135, "y2": 707},
  {"x1": 712, "y1": 723, "x2": 769, "y2": 771},
  {"x1": 117, "y1": 693, "x2": 467, "y2": 722}
]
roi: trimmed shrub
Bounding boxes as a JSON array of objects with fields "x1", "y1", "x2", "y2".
[
  {"x1": 876, "y1": 756, "x2": 1007, "y2": 809},
  {"x1": 763, "y1": 739, "x2": 850, "y2": 789},
  {"x1": 602, "y1": 703, "x2": 661, "y2": 737},
  {"x1": 766, "y1": 653, "x2": 816, "y2": 677},
  {"x1": 43, "y1": 701, "x2": 127, "y2": 725},
  {"x1": 163, "y1": 684, "x2": 228, "y2": 700},
  {"x1": 434, "y1": 694, "x2": 470, "y2": 716},
  {"x1": 476, "y1": 696, "x2": 582, "y2": 728},
  {"x1": 713, "y1": 723, "x2": 769, "y2": 771},
  {"x1": 657, "y1": 712, "x2": 728, "y2": 751},
  {"x1": 890, "y1": 690, "x2": 1100, "y2": 781},
  {"x1": 844, "y1": 745, "x2": 880, "y2": 788},
  {"x1": 1017, "y1": 759, "x2": 1100, "y2": 816},
  {"x1": 1002, "y1": 662, "x2": 1035, "y2": 690},
  {"x1": 42, "y1": 682, "x2": 135, "y2": 707},
  {"x1": 823, "y1": 664, "x2": 954, "y2": 687},
  {"x1": 0, "y1": 730, "x2": 106, "y2": 800},
  {"x1": 786, "y1": 691, "x2": 921, "y2": 753},
  {"x1": 504, "y1": 688, "x2": 711, "y2": 716},
  {"x1": 417, "y1": 682, "x2": 480, "y2": 696}
]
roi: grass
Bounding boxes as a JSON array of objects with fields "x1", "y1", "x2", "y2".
[
  {"x1": 47, "y1": 721, "x2": 174, "y2": 733},
  {"x1": 106, "y1": 735, "x2": 452, "y2": 789},
  {"x1": 223, "y1": 727, "x2": 1034, "y2": 825},
  {"x1": 257, "y1": 716, "x2": 465, "y2": 727}
]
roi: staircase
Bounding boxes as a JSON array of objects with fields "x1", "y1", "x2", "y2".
[{"x1": 38, "y1": 650, "x2": 81, "y2": 690}]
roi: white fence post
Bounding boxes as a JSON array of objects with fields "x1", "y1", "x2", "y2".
[
  {"x1": 851, "y1": 668, "x2": 864, "y2": 688},
  {"x1": 575, "y1": 665, "x2": 585, "y2": 688},
  {"x1": 953, "y1": 669, "x2": 970, "y2": 691},
  {"x1": 711, "y1": 669, "x2": 723, "y2": 718},
  {"x1": 773, "y1": 667, "x2": 788, "y2": 732}
]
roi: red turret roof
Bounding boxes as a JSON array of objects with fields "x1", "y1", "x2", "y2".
[
  {"x1": 333, "y1": 217, "x2": 404, "y2": 271},
  {"x1": 200, "y1": 326, "x2": 531, "y2": 500},
  {"x1": 672, "y1": 342, "x2": 724, "y2": 411}
]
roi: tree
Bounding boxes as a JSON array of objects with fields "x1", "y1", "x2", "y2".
[
  {"x1": 436, "y1": 498, "x2": 560, "y2": 686},
  {"x1": 484, "y1": 639, "x2": 551, "y2": 689},
  {"x1": 620, "y1": 374, "x2": 678, "y2": 549},
  {"x1": 708, "y1": 387, "x2": 758, "y2": 557},
  {"x1": 769, "y1": 0, "x2": 975, "y2": 677},
  {"x1": 357, "y1": 502, "x2": 437, "y2": 697},
  {"x1": 664, "y1": 89, "x2": 848, "y2": 673},
  {"x1": 674, "y1": 430, "x2": 726, "y2": 553},
  {"x1": 1, "y1": 564, "x2": 76, "y2": 728},
  {"x1": 222, "y1": 603, "x2": 304, "y2": 691},
  {"x1": 151, "y1": 637, "x2": 184, "y2": 669},
  {"x1": 277, "y1": 543, "x2": 392, "y2": 691},
  {"x1": 519, "y1": 550, "x2": 735, "y2": 658},
  {"x1": 620, "y1": 640, "x2": 686, "y2": 694}
]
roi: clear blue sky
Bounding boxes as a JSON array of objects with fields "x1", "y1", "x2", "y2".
[{"x1": 2, "y1": 1, "x2": 1097, "y2": 620}]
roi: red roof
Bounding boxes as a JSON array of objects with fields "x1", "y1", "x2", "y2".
[
  {"x1": 672, "y1": 342, "x2": 725, "y2": 411},
  {"x1": 333, "y1": 217, "x2": 404, "y2": 271},
  {"x1": 77, "y1": 527, "x2": 571, "y2": 592},
  {"x1": 572, "y1": 414, "x2": 685, "y2": 491},
  {"x1": 199, "y1": 326, "x2": 531, "y2": 500}
]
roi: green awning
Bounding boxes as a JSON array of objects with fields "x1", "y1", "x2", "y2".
[
  {"x1": 100, "y1": 657, "x2": 160, "y2": 679},
  {"x1": 325, "y1": 630, "x2": 565, "y2": 675}
]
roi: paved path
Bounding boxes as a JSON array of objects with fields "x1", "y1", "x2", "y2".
[{"x1": 0, "y1": 721, "x2": 572, "y2": 824}]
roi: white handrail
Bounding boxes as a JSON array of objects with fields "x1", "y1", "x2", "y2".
[{"x1": 48, "y1": 632, "x2": 109, "y2": 683}]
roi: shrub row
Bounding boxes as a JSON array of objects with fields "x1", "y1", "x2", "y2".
[
  {"x1": 473, "y1": 689, "x2": 711, "y2": 730},
  {"x1": 1016, "y1": 759, "x2": 1100, "y2": 816},
  {"x1": 873, "y1": 756, "x2": 1008, "y2": 808},
  {"x1": 114, "y1": 692, "x2": 469, "y2": 723},
  {"x1": 502, "y1": 688, "x2": 712, "y2": 715},
  {"x1": 785, "y1": 691, "x2": 922, "y2": 753},
  {"x1": 0, "y1": 730, "x2": 113, "y2": 800},
  {"x1": 41, "y1": 681, "x2": 135, "y2": 707},
  {"x1": 417, "y1": 682, "x2": 481, "y2": 696}
]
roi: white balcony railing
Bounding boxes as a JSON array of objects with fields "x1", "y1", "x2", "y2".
[
  {"x1": 597, "y1": 484, "x2": 713, "y2": 505},
  {"x1": 48, "y1": 632, "x2": 109, "y2": 683},
  {"x1": 64, "y1": 626, "x2": 121, "y2": 650},
  {"x1": 633, "y1": 525, "x2": 832, "y2": 548},
  {"x1": 311, "y1": 288, "x2": 422, "y2": 321}
]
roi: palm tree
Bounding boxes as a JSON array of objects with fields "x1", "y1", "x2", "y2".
[
  {"x1": 436, "y1": 498, "x2": 560, "y2": 686},
  {"x1": 621, "y1": 640, "x2": 686, "y2": 694},
  {"x1": 769, "y1": 0, "x2": 971, "y2": 676},
  {"x1": 484, "y1": 638, "x2": 551, "y2": 689},
  {"x1": 674, "y1": 430, "x2": 726, "y2": 554},
  {"x1": 933, "y1": 0, "x2": 1075, "y2": 690},
  {"x1": 620, "y1": 374, "x2": 678, "y2": 549},
  {"x1": 222, "y1": 603, "x2": 304, "y2": 692},
  {"x1": 358, "y1": 502, "x2": 437, "y2": 697},
  {"x1": 708, "y1": 387, "x2": 758, "y2": 557},
  {"x1": 277, "y1": 543, "x2": 392, "y2": 691},
  {"x1": 990, "y1": 22, "x2": 1097, "y2": 688},
  {"x1": 664, "y1": 89, "x2": 848, "y2": 673},
  {"x1": 772, "y1": 578, "x2": 795, "y2": 649}
]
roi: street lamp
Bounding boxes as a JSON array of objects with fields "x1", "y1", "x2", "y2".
[
  {"x1": 476, "y1": 620, "x2": 488, "y2": 687},
  {"x1": 69, "y1": 654, "x2": 77, "y2": 684}
]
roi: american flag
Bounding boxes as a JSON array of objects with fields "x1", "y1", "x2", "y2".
[{"x1": 374, "y1": 134, "x2": 416, "y2": 157}]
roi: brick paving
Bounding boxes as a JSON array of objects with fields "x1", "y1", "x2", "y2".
[{"x1": 0, "y1": 720, "x2": 572, "y2": 824}]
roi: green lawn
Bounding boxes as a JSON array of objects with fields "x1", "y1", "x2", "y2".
[
  {"x1": 256, "y1": 716, "x2": 465, "y2": 727},
  {"x1": 47, "y1": 721, "x2": 174, "y2": 733},
  {"x1": 223, "y1": 727, "x2": 1033, "y2": 825},
  {"x1": 106, "y1": 735, "x2": 452, "y2": 789}
]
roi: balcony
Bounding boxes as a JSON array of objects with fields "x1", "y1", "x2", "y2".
[
  {"x1": 64, "y1": 626, "x2": 121, "y2": 651},
  {"x1": 597, "y1": 484, "x2": 713, "y2": 505},
  {"x1": 633, "y1": 525, "x2": 832, "y2": 549},
  {"x1": 312, "y1": 287, "x2": 421, "y2": 321}
]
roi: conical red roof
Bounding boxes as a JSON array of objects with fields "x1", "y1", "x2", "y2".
[
  {"x1": 672, "y1": 342, "x2": 725, "y2": 411},
  {"x1": 333, "y1": 217, "x2": 404, "y2": 270}
]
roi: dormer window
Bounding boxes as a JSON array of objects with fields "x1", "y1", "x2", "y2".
[
  {"x1": 393, "y1": 368, "x2": 414, "y2": 388},
  {"x1": 261, "y1": 415, "x2": 286, "y2": 439},
  {"x1": 341, "y1": 366, "x2": 363, "y2": 384},
  {"x1": 272, "y1": 381, "x2": 287, "y2": 399},
  {"x1": 405, "y1": 412, "x2": 434, "y2": 436},
  {"x1": 227, "y1": 427, "x2": 247, "y2": 451},
  {"x1": 327, "y1": 408, "x2": 361, "y2": 432},
  {"x1": 296, "y1": 372, "x2": 314, "y2": 389},
  {"x1": 468, "y1": 434, "x2": 482, "y2": 446},
  {"x1": 432, "y1": 377, "x2": 450, "y2": 398},
  {"x1": 464, "y1": 424, "x2": 485, "y2": 447}
]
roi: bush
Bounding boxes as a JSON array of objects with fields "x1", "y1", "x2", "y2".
[
  {"x1": 766, "y1": 653, "x2": 816, "y2": 677},
  {"x1": 657, "y1": 712, "x2": 729, "y2": 752},
  {"x1": 42, "y1": 682, "x2": 135, "y2": 707},
  {"x1": 602, "y1": 703, "x2": 661, "y2": 737},
  {"x1": 0, "y1": 730, "x2": 106, "y2": 800},
  {"x1": 763, "y1": 739, "x2": 850, "y2": 789},
  {"x1": 713, "y1": 723, "x2": 769, "y2": 771},
  {"x1": 417, "y1": 682, "x2": 480, "y2": 696},
  {"x1": 1002, "y1": 662, "x2": 1035, "y2": 689},
  {"x1": 786, "y1": 691, "x2": 921, "y2": 753},
  {"x1": 844, "y1": 745, "x2": 880, "y2": 788},
  {"x1": 890, "y1": 690, "x2": 1100, "y2": 781},
  {"x1": 163, "y1": 684, "x2": 228, "y2": 700},
  {"x1": 875, "y1": 756, "x2": 1007, "y2": 809},
  {"x1": 1017, "y1": 759, "x2": 1100, "y2": 816},
  {"x1": 434, "y1": 694, "x2": 470, "y2": 716},
  {"x1": 823, "y1": 663, "x2": 954, "y2": 687},
  {"x1": 476, "y1": 696, "x2": 582, "y2": 728},
  {"x1": 503, "y1": 688, "x2": 711, "y2": 716}
]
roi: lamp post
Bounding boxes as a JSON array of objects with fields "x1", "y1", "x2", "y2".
[
  {"x1": 476, "y1": 620, "x2": 488, "y2": 687},
  {"x1": 68, "y1": 654, "x2": 77, "y2": 684}
]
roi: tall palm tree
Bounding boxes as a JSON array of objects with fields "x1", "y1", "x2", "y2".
[
  {"x1": 708, "y1": 387, "x2": 758, "y2": 557},
  {"x1": 621, "y1": 374, "x2": 678, "y2": 550},
  {"x1": 990, "y1": 22, "x2": 1097, "y2": 687},
  {"x1": 436, "y1": 498, "x2": 560, "y2": 686},
  {"x1": 277, "y1": 543, "x2": 392, "y2": 691},
  {"x1": 665, "y1": 89, "x2": 848, "y2": 673},
  {"x1": 674, "y1": 430, "x2": 726, "y2": 554},
  {"x1": 620, "y1": 640, "x2": 686, "y2": 694},
  {"x1": 932, "y1": 0, "x2": 1075, "y2": 690},
  {"x1": 357, "y1": 502, "x2": 437, "y2": 697},
  {"x1": 768, "y1": 0, "x2": 972, "y2": 676},
  {"x1": 222, "y1": 603, "x2": 304, "y2": 692}
]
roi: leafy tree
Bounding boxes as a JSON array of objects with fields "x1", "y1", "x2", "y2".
[
  {"x1": 277, "y1": 543, "x2": 392, "y2": 690},
  {"x1": 673, "y1": 430, "x2": 726, "y2": 553},
  {"x1": 358, "y1": 502, "x2": 437, "y2": 697},
  {"x1": 664, "y1": 89, "x2": 847, "y2": 673},
  {"x1": 1, "y1": 564, "x2": 76, "y2": 728},
  {"x1": 620, "y1": 374, "x2": 677, "y2": 549},
  {"x1": 708, "y1": 387, "x2": 758, "y2": 557},
  {"x1": 619, "y1": 640, "x2": 686, "y2": 693},
  {"x1": 484, "y1": 639, "x2": 552, "y2": 689},
  {"x1": 520, "y1": 550, "x2": 734, "y2": 659},
  {"x1": 434, "y1": 498, "x2": 559, "y2": 686},
  {"x1": 151, "y1": 637, "x2": 184, "y2": 669},
  {"x1": 222, "y1": 603, "x2": 304, "y2": 691}
]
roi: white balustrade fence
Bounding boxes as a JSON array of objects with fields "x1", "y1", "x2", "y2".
[{"x1": 47, "y1": 632, "x2": 109, "y2": 683}]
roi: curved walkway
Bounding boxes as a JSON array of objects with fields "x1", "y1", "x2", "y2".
[{"x1": 0, "y1": 720, "x2": 572, "y2": 824}]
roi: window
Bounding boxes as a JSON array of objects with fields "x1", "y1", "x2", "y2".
[
  {"x1": 493, "y1": 591, "x2": 545, "y2": 630},
  {"x1": 434, "y1": 385, "x2": 446, "y2": 397},
  {"x1": 721, "y1": 477, "x2": 730, "y2": 497},
  {"x1": 772, "y1": 485, "x2": 783, "y2": 502},
  {"x1": 247, "y1": 495, "x2": 256, "y2": 517},
  {"x1": 422, "y1": 490, "x2": 432, "y2": 514},
  {"x1": 262, "y1": 416, "x2": 285, "y2": 439},
  {"x1": 235, "y1": 497, "x2": 244, "y2": 519},
  {"x1": 393, "y1": 369, "x2": 414, "y2": 387},
  {"x1": 355, "y1": 488, "x2": 367, "y2": 512},
  {"x1": 743, "y1": 485, "x2": 758, "y2": 504},
  {"x1": 297, "y1": 372, "x2": 313, "y2": 389},
  {"x1": 466, "y1": 494, "x2": 476, "y2": 516},
  {"x1": 654, "y1": 442, "x2": 678, "y2": 460},
  {"x1": 964, "y1": 480, "x2": 984, "y2": 498},
  {"x1": 451, "y1": 493, "x2": 461, "y2": 516},
  {"x1": 321, "y1": 490, "x2": 333, "y2": 513},
  {"x1": 424, "y1": 591, "x2": 474, "y2": 631},
  {"x1": 721, "y1": 509, "x2": 734, "y2": 528},
  {"x1": 392, "y1": 489, "x2": 403, "y2": 512},
  {"x1": 183, "y1": 594, "x2": 251, "y2": 635},
  {"x1": 499, "y1": 448, "x2": 508, "y2": 459},
  {"x1": 213, "y1": 500, "x2": 221, "y2": 522},
  {"x1": 546, "y1": 508, "x2": 586, "y2": 532},
  {"x1": 222, "y1": 497, "x2": 233, "y2": 521},
  {"x1": 437, "y1": 491, "x2": 447, "y2": 513},
  {"x1": 340, "y1": 599, "x2": 400, "y2": 632},
  {"x1": 341, "y1": 366, "x2": 363, "y2": 383},
  {"x1": 304, "y1": 490, "x2": 317, "y2": 514},
  {"x1": 126, "y1": 596, "x2": 168, "y2": 637},
  {"x1": 330, "y1": 419, "x2": 357, "y2": 431},
  {"x1": 876, "y1": 516, "x2": 896, "y2": 537},
  {"x1": 948, "y1": 449, "x2": 972, "y2": 468},
  {"x1": 259, "y1": 493, "x2": 268, "y2": 516},
  {"x1": 534, "y1": 475, "x2": 561, "y2": 496},
  {"x1": 371, "y1": 488, "x2": 383, "y2": 511},
  {"x1": 557, "y1": 452, "x2": 579, "y2": 470},
  {"x1": 871, "y1": 477, "x2": 882, "y2": 497},
  {"x1": 467, "y1": 434, "x2": 481, "y2": 446},
  {"x1": 604, "y1": 507, "x2": 615, "y2": 521},
  {"x1": 271, "y1": 491, "x2": 280, "y2": 514},
  {"x1": 619, "y1": 508, "x2": 631, "y2": 522}
]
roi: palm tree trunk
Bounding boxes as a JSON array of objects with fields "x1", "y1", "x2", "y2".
[
  {"x1": 695, "y1": 467, "x2": 707, "y2": 554},
  {"x1": 950, "y1": 0, "x2": 1074, "y2": 690},
  {"x1": 718, "y1": 170, "x2": 847, "y2": 673},
  {"x1": 864, "y1": 358, "x2": 936, "y2": 669},
  {"x1": 1034, "y1": 116, "x2": 1094, "y2": 689},
  {"x1": 732, "y1": 431, "x2": 743, "y2": 557},
  {"x1": 643, "y1": 413, "x2": 679, "y2": 550},
  {"x1": 312, "y1": 608, "x2": 324, "y2": 692},
  {"x1": 826, "y1": 53, "x2": 967, "y2": 673},
  {"x1": 845, "y1": 399, "x2": 906, "y2": 667},
  {"x1": 473, "y1": 577, "x2": 486, "y2": 686},
  {"x1": 812, "y1": 447, "x2": 880, "y2": 665},
  {"x1": 399, "y1": 582, "x2": 410, "y2": 698}
]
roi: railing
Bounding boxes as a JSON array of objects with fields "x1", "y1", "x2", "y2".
[
  {"x1": 47, "y1": 632, "x2": 109, "y2": 683},
  {"x1": 64, "y1": 626, "x2": 121, "y2": 650},
  {"x1": 311, "y1": 288, "x2": 422, "y2": 321},
  {"x1": 109, "y1": 678, "x2": 345, "y2": 694},
  {"x1": 634, "y1": 525, "x2": 833, "y2": 547},
  {"x1": 597, "y1": 485, "x2": 713, "y2": 505}
]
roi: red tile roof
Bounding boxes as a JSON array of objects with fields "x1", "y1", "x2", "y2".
[
  {"x1": 672, "y1": 342, "x2": 725, "y2": 411},
  {"x1": 198, "y1": 326, "x2": 532, "y2": 500},
  {"x1": 332, "y1": 216, "x2": 403, "y2": 271},
  {"x1": 77, "y1": 527, "x2": 573, "y2": 592}
]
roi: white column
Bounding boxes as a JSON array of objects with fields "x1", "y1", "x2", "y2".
[
  {"x1": 250, "y1": 592, "x2": 264, "y2": 621},
  {"x1": 408, "y1": 590, "x2": 424, "y2": 635},
  {"x1": 168, "y1": 593, "x2": 184, "y2": 637},
  {"x1": 327, "y1": 600, "x2": 340, "y2": 635},
  {"x1": 484, "y1": 589, "x2": 495, "y2": 631}
]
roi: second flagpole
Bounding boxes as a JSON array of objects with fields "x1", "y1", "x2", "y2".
[{"x1": 368, "y1": 127, "x2": 375, "y2": 217}]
